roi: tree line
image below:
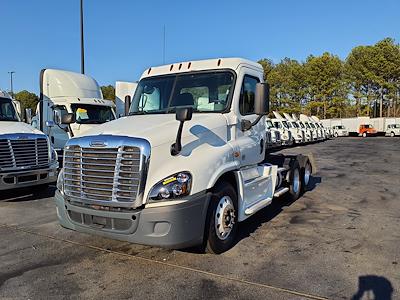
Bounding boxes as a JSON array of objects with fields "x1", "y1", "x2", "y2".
[
  {"x1": 259, "y1": 38, "x2": 400, "y2": 119},
  {"x1": 10, "y1": 38, "x2": 400, "y2": 119}
]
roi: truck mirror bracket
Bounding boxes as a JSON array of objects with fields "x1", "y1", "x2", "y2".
[{"x1": 171, "y1": 107, "x2": 193, "y2": 156}]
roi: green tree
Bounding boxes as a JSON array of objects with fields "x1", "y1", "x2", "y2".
[
  {"x1": 304, "y1": 52, "x2": 347, "y2": 118},
  {"x1": 14, "y1": 90, "x2": 39, "y2": 111},
  {"x1": 101, "y1": 85, "x2": 115, "y2": 101},
  {"x1": 258, "y1": 58, "x2": 274, "y2": 80}
]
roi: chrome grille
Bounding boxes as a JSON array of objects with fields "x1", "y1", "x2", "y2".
[
  {"x1": 63, "y1": 145, "x2": 142, "y2": 204},
  {"x1": 0, "y1": 136, "x2": 49, "y2": 170}
]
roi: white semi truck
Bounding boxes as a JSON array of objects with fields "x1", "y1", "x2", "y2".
[
  {"x1": 0, "y1": 90, "x2": 58, "y2": 191},
  {"x1": 31, "y1": 69, "x2": 116, "y2": 155},
  {"x1": 55, "y1": 58, "x2": 314, "y2": 253}
]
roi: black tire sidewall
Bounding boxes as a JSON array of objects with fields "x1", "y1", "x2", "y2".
[
  {"x1": 205, "y1": 182, "x2": 238, "y2": 254},
  {"x1": 286, "y1": 161, "x2": 302, "y2": 202}
]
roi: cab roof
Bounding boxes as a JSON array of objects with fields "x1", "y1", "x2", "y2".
[
  {"x1": 0, "y1": 90, "x2": 12, "y2": 99},
  {"x1": 140, "y1": 58, "x2": 263, "y2": 79}
]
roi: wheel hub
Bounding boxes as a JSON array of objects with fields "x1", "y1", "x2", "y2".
[{"x1": 215, "y1": 196, "x2": 235, "y2": 240}]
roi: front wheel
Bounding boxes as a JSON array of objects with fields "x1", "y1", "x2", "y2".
[
  {"x1": 362, "y1": 132, "x2": 367, "y2": 138},
  {"x1": 334, "y1": 132, "x2": 338, "y2": 138},
  {"x1": 205, "y1": 181, "x2": 238, "y2": 254},
  {"x1": 390, "y1": 132, "x2": 395, "y2": 137}
]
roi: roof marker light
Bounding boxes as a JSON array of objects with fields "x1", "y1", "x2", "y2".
[
  {"x1": 188, "y1": 62, "x2": 191, "y2": 69},
  {"x1": 170, "y1": 64, "x2": 174, "y2": 71},
  {"x1": 147, "y1": 68, "x2": 152, "y2": 74},
  {"x1": 217, "y1": 59, "x2": 221, "y2": 66},
  {"x1": 179, "y1": 63, "x2": 182, "y2": 70}
]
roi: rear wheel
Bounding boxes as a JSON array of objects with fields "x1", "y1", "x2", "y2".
[
  {"x1": 390, "y1": 132, "x2": 395, "y2": 137},
  {"x1": 205, "y1": 181, "x2": 238, "y2": 254},
  {"x1": 285, "y1": 161, "x2": 302, "y2": 202},
  {"x1": 334, "y1": 132, "x2": 338, "y2": 138}
]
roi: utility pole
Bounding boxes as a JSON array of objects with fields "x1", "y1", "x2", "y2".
[
  {"x1": 8, "y1": 71, "x2": 15, "y2": 97},
  {"x1": 80, "y1": 0, "x2": 85, "y2": 74}
]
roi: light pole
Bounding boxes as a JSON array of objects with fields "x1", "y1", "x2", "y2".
[
  {"x1": 8, "y1": 71, "x2": 15, "y2": 97},
  {"x1": 80, "y1": 0, "x2": 85, "y2": 74}
]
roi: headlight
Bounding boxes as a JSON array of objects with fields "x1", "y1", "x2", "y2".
[
  {"x1": 57, "y1": 169, "x2": 64, "y2": 193},
  {"x1": 148, "y1": 172, "x2": 192, "y2": 202}
]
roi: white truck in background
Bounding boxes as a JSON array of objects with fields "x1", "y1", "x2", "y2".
[
  {"x1": 292, "y1": 114, "x2": 312, "y2": 142},
  {"x1": 55, "y1": 58, "x2": 314, "y2": 253},
  {"x1": 283, "y1": 112, "x2": 306, "y2": 143},
  {"x1": 115, "y1": 81, "x2": 138, "y2": 118},
  {"x1": 271, "y1": 111, "x2": 293, "y2": 145},
  {"x1": 0, "y1": 90, "x2": 58, "y2": 191},
  {"x1": 31, "y1": 69, "x2": 116, "y2": 155},
  {"x1": 300, "y1": 114, "x2": 318, "y2": 141},
  {"x1": 265, "y1": 117, "x2": 282, "y2": 148}
]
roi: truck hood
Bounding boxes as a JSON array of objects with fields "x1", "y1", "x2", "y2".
[
  {"x1": 81, "y1": 113, "x2": 229, "y2": 147},
  {"x1": 0, "y1": 121, "x2": 45, "y2": 135},
  {"x1": 70, "y1": 123, "x2": 102, "y2": 137}
]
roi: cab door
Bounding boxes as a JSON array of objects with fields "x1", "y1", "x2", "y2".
[
  {"x1": 235, "y1": 72, "x2": 265, "y2": 167},
  {"x1": 49, "y1": 105, "x2": 70, "y2": 150}
]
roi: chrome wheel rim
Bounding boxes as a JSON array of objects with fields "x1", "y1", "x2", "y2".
[
  {"x1": 304, "y1": 163, "x2": 311, "y2": 186},
  {"x1": 293, "y1": 169, "x2": 300, "y2": 194},
  {"x1": 215, "y1": 196, "x2": 235, "y2": 240}
]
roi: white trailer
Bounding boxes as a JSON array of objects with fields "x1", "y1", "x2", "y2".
[
  {"x1": 55, "y1": 58, "x2": 314, "y2": 254},
  {"x1": 0, "y1": 90, "x2": 58, "y2": 191},
  {"x1": 31, "y1": 69, "x2": 116, "y2": 153},
  {"x1": 321, "y1": 117, "x2": 400, "y2": 136}
]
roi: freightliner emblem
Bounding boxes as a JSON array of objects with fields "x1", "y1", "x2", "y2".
[{"x1": 90, "y1": 140, "x2": 107, "y2": 147}]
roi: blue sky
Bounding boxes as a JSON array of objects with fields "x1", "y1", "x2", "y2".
[{"x1": 1, "y1": 0, "x2": 399, "y2": 94}]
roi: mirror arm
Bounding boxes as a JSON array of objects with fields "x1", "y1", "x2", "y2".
[
  {"x1": 241, "y1": 114, "x2": 265, "y2": 131},
  {"x1": 170, "y1": 121, "x2": 185, "y2": 156}
]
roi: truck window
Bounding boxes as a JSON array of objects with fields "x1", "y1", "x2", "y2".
[
  {"x1": 130, "y1": 71, "x2": 234, "y2": 114},
  {"x1": 0, "y1": 97, "x2": 19, "y2": 121},
  {"x1": 266, "y1": 120, "x2": 274, "y2": 128},
  {"x1": 239, "y1": 75, "x2": 259, "y2": 115},
  {"x1": 71, "y1": 104, "x2": 115, "y2": 124},
  {"x1": 282, "y1": 121, "x2": 289, "y2": 129}
]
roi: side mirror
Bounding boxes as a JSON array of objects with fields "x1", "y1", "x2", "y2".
[
  {"x1": 254, "y1": 82, "x2": 270, "y2": 115},
  {"x1": 176, "y1": 107, "x2": 193, "y2": 122},
  {"x1": 124, "y1": 95, "x2": 131, "y2": 116},
  {"x1": 61, "y1": 113, "x2": 76, "y2": 124},
  {"x1": 171, "y1": 107, "x2": 193, "y2": 156},
  {"x1": 53, "y1": 110, "x2": 61, "y2": 125},
  {"x1": 25, "y1": 108, "x2": 32, "y2": 124}
]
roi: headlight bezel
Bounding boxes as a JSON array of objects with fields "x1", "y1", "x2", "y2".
[
  {"x1": 148, "y1": 171, "x2": 192, "y2": 203},
  {"x1": 57, "y1": 169, "x2": 64, "y2": 193}
]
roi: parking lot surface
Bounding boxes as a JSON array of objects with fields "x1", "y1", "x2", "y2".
[{"x1": 1, "y1": 137, "x2": 399, "y2": 299}]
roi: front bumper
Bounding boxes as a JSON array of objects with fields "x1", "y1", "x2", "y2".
[
  {"x1": 0, "y1": 161, "x2": 58, "y2": 191},
  {"x1": 55, "y1": 190, "x2": 212, "y2": 249}
]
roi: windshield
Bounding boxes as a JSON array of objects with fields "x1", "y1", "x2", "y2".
[
  {"x1": 129, "y1": 71, "x2": 234, "y2": 115},
  {"x1": 71, "y1": 104, "x2": 115, "y2": 124},
  {"x1": 266, "y1": 120, "x2": 274, "y2": 128},
  {"x1": 282, "y1": 121, "x2": 289, "y2": 129},
  {"x1": 274, "y1": 122, "x2": 282, "y2": 129},
  {"x1": 299, "y1": 122, "x2": 305, "y2": 128},
  {"x1": 292, "y1": 122, "x2": 299, "y2": 128},
  {"x1": 310, "y1": 123, "x2": 316, "y2": 128},
  {"x1": 0, "y1": 97, "x2": 19, "y2": 121}
]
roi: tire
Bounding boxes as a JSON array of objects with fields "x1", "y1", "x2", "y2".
[
  {"x1": 285, "y1": 161, "x2": 302, "y2": 202},
  {"x1": 302, "y1": 160, "x2": 312, "y2": 192},
  {"x1": 390, "y1": 132, "x2": 395, "y2": 137},
  {"x1": 334, "y1": 132, "x2": 338, "y2": 138},
  {"x1": 362, "y1": 132, "x2": 367, "y2": 138},
  {"x1": 205, "y1": 181, "x2": 238, "y2": 254}
]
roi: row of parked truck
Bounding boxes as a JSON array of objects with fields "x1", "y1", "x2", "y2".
[{"x1": 0, "y1": 57, "x2": 397, "y2": 253}]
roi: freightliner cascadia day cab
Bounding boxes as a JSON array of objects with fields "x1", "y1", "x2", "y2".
[
  {"x1": 31, "y1": 69, "x2": 116, "y2": 155},
  {"x1": 0, "y1": 90, "x2": 58, "y2": 191},
  {"x1": 55, "y1": 58, "x2": 314, "y2": 253}
]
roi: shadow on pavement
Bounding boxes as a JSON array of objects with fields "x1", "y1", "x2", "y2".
[
  {"x1": 351, "y1": 275, "x2": 393, "y2": 300},
  {"x1": 0, "y1": 185, "x2": 56, "y2": 202}
]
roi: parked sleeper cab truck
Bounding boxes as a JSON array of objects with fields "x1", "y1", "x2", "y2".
[
  {"x1": 0, "y1": 90, "x2": 58, "y2": 191},
  {"x1": 265, "y1": 118, "x2": 281, "y2": 148},
  {"x1": 55, "y1": 58, "x2": 313, "y2": 254},
  {"x1": 359, "y1": 124, "x2": 377, "y2": 137},
  {"x1": 31, "y1": 69, "x2": 116, "y2": 157}
]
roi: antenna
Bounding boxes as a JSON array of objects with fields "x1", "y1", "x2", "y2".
[{"x1": 80, "y1": 0, "x2": 85, "y2": 74}]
